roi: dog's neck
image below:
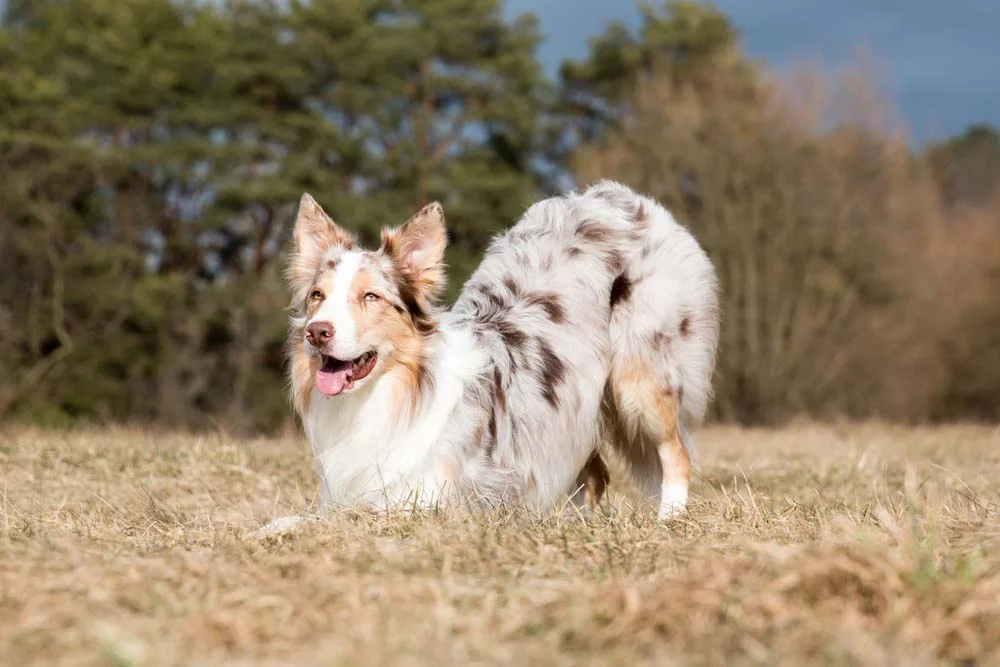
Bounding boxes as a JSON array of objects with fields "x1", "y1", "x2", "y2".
[{"x1": 302, "y1": 314, "x2": 488, "y2": 507}]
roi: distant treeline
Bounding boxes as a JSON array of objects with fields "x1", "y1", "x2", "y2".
[{"x1": 1, "y1": 0, "x2": 998, "y2": 432}]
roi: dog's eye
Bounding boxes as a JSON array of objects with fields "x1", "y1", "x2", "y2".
[
  {"x1": 309, "y1": 289, "x2": 324, "y2": 302},
  {"x1": 364, "y1": 292, "x2": 380, "y2": 303}
]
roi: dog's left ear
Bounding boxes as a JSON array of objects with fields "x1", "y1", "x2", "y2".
[{"x1": 381, "y1": 202, "x2": 448, "y2": 306}]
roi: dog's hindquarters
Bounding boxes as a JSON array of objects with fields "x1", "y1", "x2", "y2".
[
  {"x1": 601, "y1": 353, "x2": 691, "y2": 519},
  {"x1": 597, "y1": 189, "x2": 720, "y2": 519}
]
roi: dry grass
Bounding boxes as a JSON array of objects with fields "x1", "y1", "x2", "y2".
[{"x1": 2, "y1": 423, "x2": 999, "y2": 666}]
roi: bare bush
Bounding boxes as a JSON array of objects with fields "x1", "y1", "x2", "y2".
[{"x1": 574, "y1": 53, "x2": 997, "y2": 423}]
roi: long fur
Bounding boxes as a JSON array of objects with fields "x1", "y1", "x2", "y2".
[{"x1": 284, "y1": 180, "x2": 720, "y2": 520}]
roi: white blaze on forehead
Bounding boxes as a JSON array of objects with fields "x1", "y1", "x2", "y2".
[{"x1": 307, "y1": 251, "x2": 364, "y2": 358}]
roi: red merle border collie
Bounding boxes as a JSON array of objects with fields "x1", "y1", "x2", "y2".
[{"x1": 281, "y1": 180, "x2": 719, "y2": 525}]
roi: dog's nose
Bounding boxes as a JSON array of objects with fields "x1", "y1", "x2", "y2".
[{"x1": 305, "y1": 321, "x2": 334, "y2": 347}]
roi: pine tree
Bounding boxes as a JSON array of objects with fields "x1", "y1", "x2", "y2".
[{"x1": 0, "y1": 0, "x2": 554, "y2": 429}]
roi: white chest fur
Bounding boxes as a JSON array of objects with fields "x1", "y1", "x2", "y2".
[{"x1": 302, "y1": 324, "x2": 487, "y2": 509}]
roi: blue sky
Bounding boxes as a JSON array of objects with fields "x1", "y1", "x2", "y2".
[{"x1": 505, "y1": 0, "x2": 1000, "y2": 145}]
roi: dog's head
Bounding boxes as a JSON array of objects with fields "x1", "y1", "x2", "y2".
[{"x1": 287, "y1": 194, "x2": 446, "y2": 404}]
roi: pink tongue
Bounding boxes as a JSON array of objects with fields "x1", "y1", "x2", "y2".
[{"x1": 315, "y1": 358, "x2": 352, "y2": 396}]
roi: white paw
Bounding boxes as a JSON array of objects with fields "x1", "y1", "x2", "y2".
[
  {"x1": 247, "y1": 514, "x2": 319, "y2": 541},
  {"x1": 658, "y1": 482, "x2": 688, "y2": 520}
]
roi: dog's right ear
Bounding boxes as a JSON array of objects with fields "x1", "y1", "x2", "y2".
[
  {"x1": 288, "y1": 194, "x2": 355, "y2": 289},
  {"x1": 293, "y1": 193, "x2": 354, "y2": 258}
]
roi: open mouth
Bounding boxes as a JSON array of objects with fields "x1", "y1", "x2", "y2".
[{"x1": 315, "y1": 351, "x2": 378, "y2": 396}]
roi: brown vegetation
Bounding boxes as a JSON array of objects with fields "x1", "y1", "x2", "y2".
[{"x1": 2, "y1": 424, "x2": 999, "y2": 666}]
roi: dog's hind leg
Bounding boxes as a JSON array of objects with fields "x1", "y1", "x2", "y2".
[
  {"x1": 603, "y1": 362, "x2": 690, "y2": 520},
  {"x1": 569, "y1": 450, "x2": 611, "y2": 511}
]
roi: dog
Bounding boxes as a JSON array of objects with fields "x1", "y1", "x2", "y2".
[{"x1": 284, "y1": 180, "x2": 719, "y2": 521}]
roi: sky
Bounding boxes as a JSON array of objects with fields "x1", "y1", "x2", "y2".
[{"x1": 504, "y1": 0, "x2": 1000, "y2": 146}]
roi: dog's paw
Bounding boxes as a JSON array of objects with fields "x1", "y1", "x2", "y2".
[
  {"x1": 657, "y1": 483, "x2": 688, "y2": 521},
  {"x1": 246, "y1": 514, "x2": 320, "y2": 542}
]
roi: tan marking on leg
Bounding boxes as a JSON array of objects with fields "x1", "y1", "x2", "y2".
[
  {"x1": 654, "y1": 389, "x2": 690, "y2": 519},
  {"x1": 609, "y1": 360, "x2": 690, "y2": 519},
  {"x1": 649, "y1": 384, "x2": 688, "y2": 481}
]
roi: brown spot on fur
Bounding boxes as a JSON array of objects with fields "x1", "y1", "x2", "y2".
[
  {"x1": 537, "y1": 340, "x2": 566, "y2": 408},
  {"x1": 396, "y1": 274, "x2": 437, "y2": 335},
  {"x1": 497, "y1": 320, "x2": 527, "y2": 350},
  {"x1": 525, "y1": 292, "x2": 566, "y2": 323},
  {"x1": 485, "y1": 409, "x2": 498, "y2": 459},
  {"x1": 576, "y1": 220, "x2": 612, "y2": 244},
  {"x1": 634, "y1": 202, "x2": 647, "y2": 222},
  {"x1": 417, "y1": 361, "x2": 433, "y2": 394},
  {"x1": 492, "y1": 366, "x2": 506, "y2": 414},
  {"x1": 509, "y1": 225, "x2": 546, "y2": 242},
  {"x1": 610, "y1": 274, "x2": 633, "y2": 309},
  {"x1": 465, "y1": 411, "x2": 487, "y2": 456},
  {"x1": 502, "y1": 276, "x2": 520, "y2": 296},
  {"x1": 680, "y1": 315, "x2": 691, "y2": 337},
  {"x1": 567, "y1": 246, "x2": 582, "y2": 257},
  {"x1": 477, "y1": 285, "x2": 506, "y2": 311},
  {"x1": 652, "y1": 330, "x2": 671, "y2": 349},
  {"x1": 592, "y1": 187, "x2": 626, "y2": 207},
  {"x1": 604, "y1": 251, "x2": 625, "y2": 274}
]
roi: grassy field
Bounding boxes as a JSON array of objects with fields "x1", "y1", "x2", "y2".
[{"x1": 1, "y1": 423, "x2": 999, "y2": 666}]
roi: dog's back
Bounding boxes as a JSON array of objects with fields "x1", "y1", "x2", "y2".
[{"x1": 450, "y1": 180, "x2": 719, "y2": 516}]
